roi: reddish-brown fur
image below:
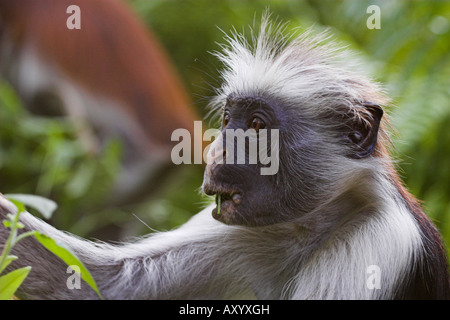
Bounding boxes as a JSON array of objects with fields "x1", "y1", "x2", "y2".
[
  {"x1": 375, "y1": 118, "x2": 450, "y2": 298},
  {"x1": 0, "y1": 0, "x2": 199, "y2": 148}
]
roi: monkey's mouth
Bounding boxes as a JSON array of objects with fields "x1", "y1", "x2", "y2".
[
  {"x1": 203, "y1": 184, "x2": 243, "y2": 224},
  {"x1": 215, "y1": 192, "x2": 243, "y2": 207}
]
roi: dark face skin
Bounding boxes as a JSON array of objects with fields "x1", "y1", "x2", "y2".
[
  {"x1": 203, "y1": 95, "x2": 307, "y2": 227},
  {"x1": 202, "y1": 94, "x2": 383, "y2": 227}
]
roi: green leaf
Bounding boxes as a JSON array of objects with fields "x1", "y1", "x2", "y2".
[
  {"x1": 0, "y1": 266, "x2": 31, "y2": 300},
  {"x1": 6, "y1": 200, "x2": 25, "y2": 215},
  {"x1": 0, "y1": 255, "x2": 18, "y2": 274},
  {"x1": 33, "y1": 232, "x2": 103, "y2": 299},
  {"x1": 2, "y1": 220, "x2": 11, "y2": 229},
  {"x1": 5, "y1": 194, "x2": 57, "y2": 219}
]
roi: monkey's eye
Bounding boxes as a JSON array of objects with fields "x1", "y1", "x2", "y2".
[
  {"x1": 223, "y1": 112, "x2": 231, "y2": 128},
  {"x1": 250, "y1": 117, "x2": 265, "y2": 132}
]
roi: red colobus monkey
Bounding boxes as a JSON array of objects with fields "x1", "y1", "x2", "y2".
[
  {"x1": 0, "y1": 19, "x2": 449, "y2": 299},
  {"x1": 0, "y1": 0, "x2": 200, "y2": 203}
]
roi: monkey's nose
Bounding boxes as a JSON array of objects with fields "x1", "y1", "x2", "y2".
[
  {"x1": 206, "y1": 133, "x2": 227, "y2": 167},
  {"x1": 203, "y1": 184, "x2": 215, "y2": 196}
]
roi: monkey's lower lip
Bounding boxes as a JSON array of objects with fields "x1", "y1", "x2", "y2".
[
  {"x1": 211, "y1": 192, "x2": 243, "y2": 222},
  {"x1": 212, "y1": 194, "x2": 239, "y2": 221}
]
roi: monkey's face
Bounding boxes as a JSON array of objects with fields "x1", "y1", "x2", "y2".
[
  {"x1": 202, "y1": 95, "x2": 326, "y2": 227},
  {"x1": 202, "y1": 94, "x2": 383, "y2": 227}
]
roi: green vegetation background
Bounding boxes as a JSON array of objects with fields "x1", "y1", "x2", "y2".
[{"x1": 0, "y1": 1, "x2": 449, "y2": 257}]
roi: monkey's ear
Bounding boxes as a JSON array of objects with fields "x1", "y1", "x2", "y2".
[{"x1": 346, "y1": 102, "x2": 383, "y2": 159}]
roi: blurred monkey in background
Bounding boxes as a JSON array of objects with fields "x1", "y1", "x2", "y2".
[{"x1": 0, "y1": 0, "x2": 201, "y2": 204}]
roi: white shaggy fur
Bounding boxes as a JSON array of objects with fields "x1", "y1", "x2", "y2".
[{"x1": 210, "y1": 19, "x2": 388, "y2": 122}]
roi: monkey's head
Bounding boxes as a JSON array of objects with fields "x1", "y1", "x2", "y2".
[{"x1": 203, "y1": 21, "x2": 388, "y2": 227}]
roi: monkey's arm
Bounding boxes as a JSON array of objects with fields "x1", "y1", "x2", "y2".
[{"x1": 0, "y1": 195, "x2": 255, "y2": 299}]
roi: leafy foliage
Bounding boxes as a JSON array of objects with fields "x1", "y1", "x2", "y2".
[{"x1": 0, "y1": 195, "x2": 102, "y2": 299}]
